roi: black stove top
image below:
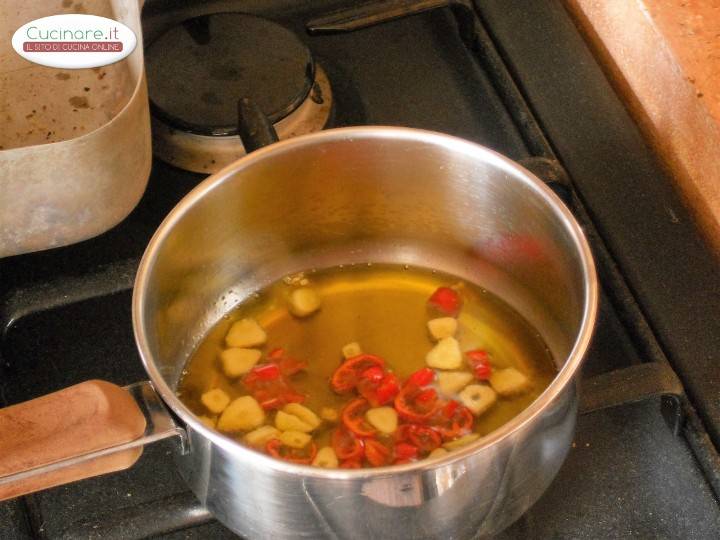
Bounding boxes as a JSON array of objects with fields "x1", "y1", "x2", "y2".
[{"x1": 2, "y1": 1, "x2": 719, "y2": 538}]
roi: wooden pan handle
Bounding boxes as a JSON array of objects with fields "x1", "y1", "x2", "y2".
[{"x1": 0, "y1": 380, "x2": 147, "y2": 501}]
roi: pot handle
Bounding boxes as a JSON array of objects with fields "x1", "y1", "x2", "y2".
[
  {"x1": 0, "y1": 380, "x2": 186, "y2": 501},
  {"x1": 237, "y1": 97, "x2": 279, "y2": 153}
]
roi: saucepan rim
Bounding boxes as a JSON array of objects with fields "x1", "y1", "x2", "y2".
[{"x1": 132, "y1": 126, "x2": 598, "y2": 479}]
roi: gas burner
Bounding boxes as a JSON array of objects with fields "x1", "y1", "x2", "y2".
[{"x1": 145, "y1": 13, "x2": 332, "y2": 173}]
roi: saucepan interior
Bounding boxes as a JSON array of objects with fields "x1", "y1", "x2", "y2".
[{"x1": 133, "y1": 126, "x2": 596, "y2": 466}]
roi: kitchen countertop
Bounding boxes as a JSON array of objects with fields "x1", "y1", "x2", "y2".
[
  {"x1": 565, "y1": 0, "x2": 720, "y2": 254},
  {"x1": 649, "y1": 1, "x2": 720, "y2": 121}
]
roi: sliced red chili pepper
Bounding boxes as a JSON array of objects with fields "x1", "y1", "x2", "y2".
[
  {"x1": 428, "y1": 286, "x2": 462, "y2": 317},
  {"x1": 282, "y1": 390, "x2": 306, "y2": 405},
  {"x1": 407, "y1": 425, "x2": 442, "y2": 452},
  {"x1": 357, "y1": 371, "x2": 400, "y2": 407},
  {"x1": 395, "y1": 385, "x2": 440, "y2": 423},
  {"x1": 395, "y1": 442, "x2": 419, "y2": 461},
  {"x1": 251, "y1": 385, "x2": 283, "y2": 404},
  {"x1": 330, "y1": 354, "x2": 386, "y2": 394},
  {"x1": 340, "y1": 459, "x2": 363, "y2": 469},
  {"x1": 242, "y1": 372, "x2": 261, "y2": 390},
  {"x1": 466, "y1": 350, "x2": 489, "y2": 363},
  {"x1": 266, "y1": 438, "x2": 282, "y2": 456},
  {"x1": 259, "y1": 397, "x2": 282, "y2": 410},
  {"x1": 265, "y1": 439, "x2": 317, "y2": 464},
  {"x1": 432, "y1": 403, "x2": 474, "y2": 440},
  {"x1": 342, "y1": 398, "x2": 376, "y2": 437},
  {"x1": 473, "y1": 363, "x2": 492, "y2": 380},
  {"x1": 259, "y1": 394, "x2": 304, "y2": 410},
  {"x1": 394, "y1": 424, "x2": 414, "y2": 442},
  {"x1": 331, "y1": 368, "x2": 357, "y2": 394},
  {"x1": 466, "y1": 349, "x2": 493, "y2": 380},
  {"x1": 364, "y1": 439, "x2": 392, "y2": 467},
  {"x1": 356, "y1": 377, "x2": 380, "y2": 406},
  {"x1": 406, "y1": 367, "x2": 435, "y2": 388},
  {"x1": 248, "y1": 363, "x2": 281, "y2": 381},
  {"x1": 442, "y1": 400, "x2": 459, "y2": 418},
  {"x1": 361, "y1": 366, "x2": 385, "y2": 383},
  {"x1": 264, "y1": 348, "x2": 308, "y2": 377},
  {"x1": 248, "y1": 378, "x2": 305, "y2": 410},
  {"x1": 416, "y1": 388, "x2": 437, "y2": 403},
  {"x1": 242, "y1": 356, "x2": 306, "y2": 411},
  {"x1": 356, "y1": 366, "x2": 387, "y2": 405},
  {"x1": 374, "y1": 373, "x2": 400, "y2": 405},
  {"x1": 397, "y1": 423, "x2": 441, "y2": 452},
  {"x1": 332, "y1": 426, "x2": 365, "y2": 461},
  {"x1": 304, "y1": 442, "x2": 318, "y2": 463},
  {"x1": 255, "y1": 389, "x2": 306, "y2": 410},
  {"x1": 351, "y1": 354, "x2": 386, "y2": 367},
  {"x1": 278, "y1": 357, "x2": 308, "y2": 377}
]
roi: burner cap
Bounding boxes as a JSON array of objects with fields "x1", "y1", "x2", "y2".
[{"x1": 146, "y1": 13, "x2": 314, "y2": 136}]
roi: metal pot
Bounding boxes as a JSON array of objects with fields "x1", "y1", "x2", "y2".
[
  {"x1": 0, "y1": 0, "x2": 151, "y2": 258},
  {"x1": 0, "y1": 127, "x2": 597, "y2": 539}
]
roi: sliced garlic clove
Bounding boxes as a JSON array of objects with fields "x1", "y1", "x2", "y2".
[
  {"x1": 342, "y1": 341, "x2": 362, "y2": 359},
  {"x1": 437, "y1": 371, "x2": 474, "y2": 395},
  {"x1": 220, "y1": 348, "x2": 262, "y2": 378},
  {"x1": 312, "y1": 446, "x2": 339, "y2": 468},
  {"x1": 243, "y1": 425, "x2": 281, "y2": 447},
  {"x1": 200, "y1": 388, "x2": 230, "y2": 414},
  {"x1": 489, "y1": 367, "x2": 532, "y2": 397},
  {"x1": 279, "y1": 430, "x2": 312, "y2": 449},
  {"x1": 320, "y1": 407, "x2": 339, "y2": 422},
  {"x1": 275, "y1": 410, "x2": 314, "y2": 433},
  {"x1": 217, "y1": 396, "x2": 265, "y2": 432},
  {"x1": 282, "y1": 403, "x2": 321, "y2": 430},
  {"x1": 289, "y1": 287, "x2": 321, "y2": 317},
  {"x1": 225, "y1": 318, "x2": 267, "y2": 348},
  {"x1": 458, "y1": 384, "x2": 497, "y2": 415},
  {"x1": 427, "y1": 317, "x2": 458, "y2": 340},
  {"x1": 365, "y1": 406, "x2": 398, "y2": 434},
  {"x1": 425, "y1": 337, "x2": 463, "y2": 369}
]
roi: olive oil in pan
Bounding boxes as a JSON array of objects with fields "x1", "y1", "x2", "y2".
[{"x1": 177, "y1": 264, "x2": 556, "y2": 466}]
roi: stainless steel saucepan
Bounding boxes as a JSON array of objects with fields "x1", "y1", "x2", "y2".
[{"x1": 0, "y1": 127, "x2": 597, "y2": 539}]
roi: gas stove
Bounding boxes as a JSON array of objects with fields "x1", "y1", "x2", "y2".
[{"x1": 2, "y1": 1, "x2": 719, "y2": 538}]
